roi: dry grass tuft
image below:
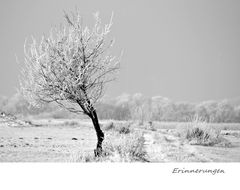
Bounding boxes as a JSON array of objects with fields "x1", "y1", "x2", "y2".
[
  {"x1": 103, "y1": 121, "x2": 115, "y2": 131},
  {"x1": 117, "y1": 125, "x2": 131, "y2": 134},
  {"x1": 178, "y1": 116, "x2": 231, "y2": 147},
  {"x1": 103, "y1": 122, "x2": 131, "y2": 134},
  {"x1": 63, "y1": 121, "x2": 79, "y2": 126},
  {"x1": 68, "y1": 131, "x2": 147, "y2": 162}
]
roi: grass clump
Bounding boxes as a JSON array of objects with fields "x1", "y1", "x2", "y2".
[
  {"x1": 143, "y1": 121, "x2": 157, "y2": 131},
  {"x1": 68, "y1": 151, "x2": 96, "y2": 162},
  {"x1": 117, "y1": 125, "x2": 131, "y2": 134},
  {"x1": 69, "y1": 132, "x2": 148, "y2": 162},
  {"x1": 103, "y1": 122, "x2": 131, "y2": 134},
  {"x1": 178, "y1": 116, "x2": 231, "y2": 147},
  {"x1": 63, "y1": 121, "x2": 79, "y2": 126},
  {"x1": 185, "y1": 126, "x2": 220, "y2": 146},
  {"x1": 102, "y1": 132, "x2": 147, "y2": 161},
  {"x1": 103, "y1": 121, "x2": 115, "y2": 131}
]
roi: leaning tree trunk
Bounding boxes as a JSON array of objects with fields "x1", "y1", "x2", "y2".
[
  {"x1": 89, "y1": 109, "x2": 104, "y2": 157},
  {"x1": 77, "y1": 97, "x2": 104, "y2": 156}
]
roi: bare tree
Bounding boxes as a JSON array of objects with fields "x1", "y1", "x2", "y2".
[
  {"x1": 20, "y1": 11, "x2": 121, "y2": 156},
  {"x1": 130, "y1": 93, "x2": 152, "y2": 125}
]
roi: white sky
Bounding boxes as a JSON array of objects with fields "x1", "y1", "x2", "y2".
[{"x1": 0, "y1": 0, "x2": 240, "y2": 101}]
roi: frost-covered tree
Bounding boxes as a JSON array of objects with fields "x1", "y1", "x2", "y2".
[
  {"x1": 20, "y1": 11, "x2": 120, "y2": 156},
  {"x1": 130, "y1": 93, "x2": 152, "y2": 124},
  {"x1": 216, "y1": 100, "x2": 235, "y2": 122}
]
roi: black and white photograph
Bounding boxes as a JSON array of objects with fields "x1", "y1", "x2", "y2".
[{"x1": 0, "y1": 0, "x2": 239, "y2": 189}]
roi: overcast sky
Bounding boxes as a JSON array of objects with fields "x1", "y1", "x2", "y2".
[{"x1": 0, "y1": 0, "x2": 240, "y2": 102}]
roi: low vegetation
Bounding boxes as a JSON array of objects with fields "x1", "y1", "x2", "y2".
[
  {"x1": 103, "y1": 121, "x2": 115, "y2": 131},
  {"x1": 103, "y1": 122, "x2": 132, "y2": 134},
  {"x1": 177, "y1": 118, "x2": 231, "y2": 147},
  {"x1": 68, "y1": 131, "x2": 147, "y2": 162},
  {"x1": 1, "y1": 116, "x2": 240, "y2": 162}
]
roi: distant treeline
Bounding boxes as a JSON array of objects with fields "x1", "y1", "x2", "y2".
[
  {"x1": 1, "y1": 93, "x2": 240, "y2": 123},
  {"x1": 97, "y1": 94, "x2": 240, "y2": 123}
]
